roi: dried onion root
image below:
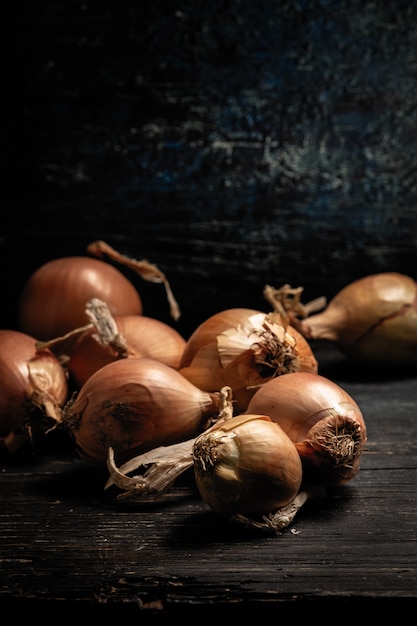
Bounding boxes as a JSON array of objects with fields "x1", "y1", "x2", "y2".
[{"x1": 246, "y1": 371, "x2": 367, "y2": 486}]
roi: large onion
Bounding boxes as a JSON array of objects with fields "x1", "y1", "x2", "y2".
[
  {"x1": 62, "y1": 357, "x2": 221, "y2": 468},
  {"x1": 179, "y1": 308, "x2": 318, "y2": 413},
  {"x1": 266, "y1": 273, "x2": 417, "y2": 367},
  {"x1": 246, "y1": 371, "x2": 367, "y2": 486},
  {"x1": 0, "y1": 329, "x2": 69, "y2": 453},
  {"x1": 193, "y1": 413, "x2": 303, "y2": 520}
]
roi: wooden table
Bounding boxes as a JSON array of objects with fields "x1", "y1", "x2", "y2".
[{"x1": 1, "y1": 343, "x2": 416, "y2": 620}]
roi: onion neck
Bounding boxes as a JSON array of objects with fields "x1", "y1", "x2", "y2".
[{"x1": 296, "y1": 307, "x2": 348, "y2": 341}]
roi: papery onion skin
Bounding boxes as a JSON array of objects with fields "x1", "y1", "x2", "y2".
[
  {"x1": 68, "y1": 314, "x2": 186, "y2": 388},
  {"x1": 246, "y1": 372, "x2": 367, "y2": 486},
  {"x1": 62, "y1": 357, "x2": 220, "y2": 468},
  {"x1": 180, "y1": 308, "x2": 262, "y2": 368},
  {"x1": 0, "y1": 330, "x2": 69, "y2": 453},
  {"x1": 192, "y1": 413, "x2": 303, "y2": 520},
  {"x1": 179, "y1": 309, "x2": 318, "y2": 413},
  {"x1": 19, "y1": 256, "x2": 143, "y2": 341},
  {"x1": 294, "y1": 273, "x2": 417, "y2": 367}
]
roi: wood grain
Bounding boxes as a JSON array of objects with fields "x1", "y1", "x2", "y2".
[{"x1": 1, "y1": 345, "x2": 416, "y2": 618}]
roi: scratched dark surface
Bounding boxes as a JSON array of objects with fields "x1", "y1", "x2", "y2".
[{"x1": 4, "y1": 0, "x2": 417, "y2": 338}]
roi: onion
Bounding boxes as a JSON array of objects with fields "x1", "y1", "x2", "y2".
[
  {"x1": 246, "y1": 371, "x2": 367, "y2": 486},
  {"x1": 41, "y1": 298, "x2": 187, "y2": 389},
  {"x1": 180, "y1": 308, "x2": 262, "y2": 368},
  {"x1": 192, "y1": 412, "x2": 303, "y2": 520},
  {"x1": 68, "y1": 315, "x2": 186, "y2": 389},
  {"x1": 18, "y1": 240, "x2": 180, "y2": 341},
  {"x1": 179, "y1": 308, "x2": 318, "y2": 413},
  {"x1": 62, "y1": 357, "x2": 221, "y2": 468},
  {"x1": 19, "y1": 256, "x2": 143, "y2": 341},
  {"x1": 266, "y1": 273, "x2": 417, "y2": 367},
  {"x1": 0, "y1": 330, "x2": 69, "y2": 453}
]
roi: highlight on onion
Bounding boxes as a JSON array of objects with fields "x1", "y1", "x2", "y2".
[
  {"x1": 0, "y1": 329, "x2": 69, "y2": 453},
  {"x1": 18, "y1": 240, "x2": 180, "y2": 341},
  {"x1": 179, "y1": 308, "x2": 318, "y2": 413},
  {"x1": 246, "y1": 371, "x2": 367, "y2": 486},
  {"x1": 264, "y1": 273, "x2": 417, "y2": 368},
  {"x1": 62, "y1": 357, "x2": 221, "y2": 469}
]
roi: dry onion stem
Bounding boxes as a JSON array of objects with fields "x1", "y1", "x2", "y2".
[
  {"x1": 264, "y1": 273, "x2": 417, "y2": 367},
  {"x1": 179, "y1": 309, "x2": 318, "y2": 413},
  {"x1": 19, "y1": 241, "x2": 180, "y2": 342},
  {"x1": 87, "y1": 240, "x2": 180, "y2": 321}
]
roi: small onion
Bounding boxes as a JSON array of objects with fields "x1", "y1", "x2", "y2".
[
  {"x1": 246, "y1": 371, "x2": 367, "y2": 486},
  {"x1": 267, "y1": 273, "x2": 417, "y2": 367},
  {"x1": 0, "y1": 330, "x2": 69, "y2": 453},
  {"x1": 179, "y1": 308, "x2": 318, "y2": 413},
  {"x1": 62, "y1": 357, "x2": 221, "y2": 468},
  {"x1": 192, "y1": 413, "x2": 303, "y2": 520},
  {"x1": 65, "y1": 303, "x2": 186, "y2": 388},
  {"x1": 18, "y1": 240, "x2": 181, "y2": 341}
]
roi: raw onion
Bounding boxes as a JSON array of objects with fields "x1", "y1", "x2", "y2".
[
  {"x1": 62, "y1": 357, "x2": 221, "y2": 468},
  {"x1": 0, "y1": 329, "x2": 69, "y2": 453}
]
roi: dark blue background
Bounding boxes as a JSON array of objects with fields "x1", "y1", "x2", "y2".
[{"x1": 4, "y1": 0, "x2": 417, "y2": 337}]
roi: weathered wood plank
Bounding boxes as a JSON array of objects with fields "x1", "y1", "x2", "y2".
[{"x1": 1, "y1": 346, "x2": 416, "y2": 618}]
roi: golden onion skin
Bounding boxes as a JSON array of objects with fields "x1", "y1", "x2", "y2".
[
  {"x1": 180, "y1": 310, "x2": 318, "y2": 413},
  {"x1": 19, "y1": 256, "x2": 143, "y2": 341},
  {"x1": 68, "y1": 314, "x2": 186, "y2": 388},
  {"x1": 193, "y1": 414, "x2": 303, "y2": 520},
  {"x1": 246, "y1": 372, "x2": 367, "y2": 486},
  {"x1": 63, "y1": 357, "x2": 220, "y2": 468},
  {"x1": 0, "y1": 329, "x2": 69, "y2": 452},
  {"x1": 298, "y1": 273, "x2": 417, "y2": 367}
]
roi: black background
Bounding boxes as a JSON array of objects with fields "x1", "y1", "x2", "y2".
[{"x1": 4, "y1": 0, "x2": 417, "y2": 338}]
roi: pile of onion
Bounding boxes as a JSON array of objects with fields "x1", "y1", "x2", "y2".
[
  {"x1": 18, "y1": 240, "x2": 180, "y2": 341},
  {"x1": 37, "y1": 298, "x2": 186, "y2": 389},
  {"x1": 246, "y1": 371, "x2": 367, "y2": 486},
  {"x1": 105, "y1": 386, "x2": 325, "y2": 533},
  {"x1": 265, "y1": 273, "x2": 417, "y2": 368},
  {"x1": 179, "y1": 308, "x2": 318, "y2": 413},
  {"x1": 0, "y1": 330, "x2": 69, "y2": 453},
  {"x1": 62, "y1": 357, "x2": 221, "y2": 468}
]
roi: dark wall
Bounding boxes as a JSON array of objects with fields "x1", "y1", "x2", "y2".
[{"x1": 4, "y1": 0, "x2": 417, "y2": 337}]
